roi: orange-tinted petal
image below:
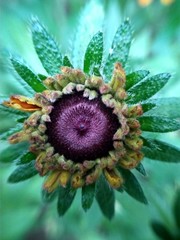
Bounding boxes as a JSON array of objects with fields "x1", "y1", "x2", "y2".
[{"x1": 3, "y1": 95, "x2": 41, "y2": 112}]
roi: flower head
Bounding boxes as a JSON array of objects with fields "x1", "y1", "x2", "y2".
[
  {"x1": 1, "y1": 17, "x2": 180, "y2": 219},
  {"x1": 3, "y1": 63, "x2": 144, "y2": 191}
]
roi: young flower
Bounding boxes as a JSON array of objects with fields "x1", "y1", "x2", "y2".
[{"x1": 1, "y1": 17, "x2": 180, "y2": 219}]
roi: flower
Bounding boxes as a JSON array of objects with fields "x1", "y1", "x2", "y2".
[
  {"x1": 3, "y1": 62, "x2": 144, "y2": 191},
  {"x1": 1, "y1": 18, "x2": 180, "y2": 219}
]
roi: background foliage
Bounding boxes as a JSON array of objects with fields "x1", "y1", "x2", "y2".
[{"x1": 0, "y1": 0, "x2": 180, "y2": 239}]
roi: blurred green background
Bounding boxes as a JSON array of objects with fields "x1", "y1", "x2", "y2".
[{"x1": 0, "y1": 0, "x2": 180, "y2": 239}]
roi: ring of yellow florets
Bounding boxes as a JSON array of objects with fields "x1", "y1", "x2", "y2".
[{"x1": 4, "y1": 63, "x2": 144, "y2": 192}]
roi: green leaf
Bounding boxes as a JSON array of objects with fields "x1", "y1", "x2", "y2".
[
  {"x1": 63, "y1": 56, "x2": 73, "y2": 68},
  {"x1": 82, "y1": 183, "x2": 95, "y2": 211},
  {"x1": 173, "y1": 188, "x2": 180, "y2": 229},
  {"x1": 142, "y1": 98, "x2": 180, "y2": 118},
  {"x1": 136, "y1": 163, "x2": 147, "y2": 176},
  {"x1": 16, "y1": 152, "x2": 36, "y2": 165},
  {"x1": 57, "y1": 185, "x2": 76, "y2": 216},
  {"x1": 0, "y1": 124, "x2": 23, "y2": 140},
  {"x1": 72, "y1": 0, "x2": 104, "y2": 68},
  {"x1": 42, "y1": 188, "x2": 58, "y2": 203},
  {"x1": 127, "y1": 73, "x2": 171, "y2": 104},
  {"x1": 0, "y1": 142, "x2": 28, "y2": 163},
  {"x1": 16, "y1": 117, "x2": 28, "y2": 123},
  {"x1": 141, "y1": 102, "x2": 157, "y2": 113},
  {"x1": 0, "y1": 105, "x2": 28, "y2": 119},
  {"x1": 84, "y1": 31, "x2": 103, "y2": 76},
  {"x1": 103, "y1": 19, "x2": 133, "y2": 82},
  {"x1": 139, "y1": 116, "x2": 180, "y2": 132},
  {"x1": 118, "y1": 168, "x2": 148, "y2": 204},
  {"x1": 37, "y1": 74, "x2": 47, "y2": 81},
  {"x1": 11, "y1": 57, "x2": 46, "y2": 92},
  {"x1": 151, "y1": 221, "x2": 174, "y2": 240},
  {"x1": 142, "y1": 137, "x2": 180, "y2": 163},
  {"x1": 8, "y1": 160, "x2": 38, "y2": 183},
  {"x1": 31, "y1": 18, "x2": 62, "y2": 75},
  {"x1": 95, "y1": 175, "x2": 115, "y2": 219},
  {"x1": 126, "y1": 70, "x2": 150, "y2": 90}
]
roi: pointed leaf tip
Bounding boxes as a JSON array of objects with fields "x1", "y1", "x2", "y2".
[
  {"x1": 118, "y1": 168, "x2": 148, "y2": 204},
  {"x1": 8, "y1": 160, "x2": 38, "y2": 183},
  {"x1": 142, "y1": 137, "x2": 180, "y2": 163},
  {"x1": 139, "y1": 116, "x2": 180, "y2": 133},
  {"x1": 10, "y1": 56, "x2": 46, "y2": 92},
  {"x1": 127, "y1": 73, "x2": 171, "y2": 104},
  {"x1": 142, "y1": 97, "x2": 180, "y2": 118},
  {"x1": 84, "y1": 31, "x2": 103, "y2": 76},
  {"x1": 95, "y1": 175, "x2": 115, "y2": 219},
  {"x1": 82, "y1": 183, "x2": 95, "y2": 211},
  {"x1": 31, "y1": 18, "x2": 62, "y2": 76},
  {"x1": 57, "y1": 185, "x2": 76, "y2": 216},
  {"x1": 103, "y1": 20, "x2": 133, "y2": 82},
  {"x1": 126, "y1": 70, "x2": 150, "y2": 90}
]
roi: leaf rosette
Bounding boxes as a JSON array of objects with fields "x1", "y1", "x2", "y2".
[{"x1": 1, "y1": 16, "x2": 180, "y2": 219}]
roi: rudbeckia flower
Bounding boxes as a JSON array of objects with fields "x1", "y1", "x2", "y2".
[{"x1": 1, "y1": 18, "x2": 180, "y2": 219}]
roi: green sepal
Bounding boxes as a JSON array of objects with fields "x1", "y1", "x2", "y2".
[
  {"x1": 95, "y1": 174, "x2": 115, "y2": 220},
  {"x1": 0, "y1": 124, "x2": 23, "y2": 140},
  {"x1": 10, "y1": 57, "x2": 46, "y2": 92},
  {"x1": 31, "y1": 18, "x2": 62, "y2": 76},
  {"x1": 16, "y1": 152, "x2": 36, "y2": 165},
  {"x1": 141, "y1": 102, "x2": 156, "y2": 113},
  {"x1": 127, "y1": 73, "x2": 171, "y2": 104},
  {"x1": 139, "y1": 116, "x2": 180, "y2": 132},
  {"x1": 135, "y1": 163, "x2": 147, "y2": 176},
  {"x1": 37, "y1": 74, "x2": 48, "y2": 81},
  {"x1": 8, "y1": 160, "x2": 38, "y2": 183},
  {"x1": 63, "y1": 56, "x2": 73, "y2": 68},
  {"x1": 118, "y1": 168, "x2": 148, "y2": 204},
  {"x1": 42, "y1": 188, "x2": 58, "y2": 203},
  {"x1": 173, "y1": 188, "x2": 180, "y2": 229},
  {"x1": 103, "y1": 19, "x2": 132, "y2": 82},
  {"x1": 84, "y1": 31, "x2": 103, "y2": 76},
  {"x1": 82, "y1": 183, "x2": 95, "y2": 211},
  {"x1": 126, "y1": 70, "x2": 150, "y2": 90},
  {"x1": 0, "y1": 142, "x2": 28, "y2": 163},
  {"x1": 57, "y1": 185, "x2": 76, "y2": 216},
  {"x1": 142, "y1": 98, "x2": 180, "y2": 118},
  {"x1": 16, "y1": 117, "x2": 28, "y2": 123},
  {"x1": 142, "y1": 137, "x2": 180, "y2": 163},
  {"x1": 151, "y1": 221, "x2": 174, "y2": 240}
]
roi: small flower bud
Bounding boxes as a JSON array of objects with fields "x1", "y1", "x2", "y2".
[
  {"x1": 125, "y1": 137, "x2": 143, "y2": 151},
  {"x1": 58, "y1": 170, "x2": 71, "y2": 187},
  {"x1": 62, "y1": 82, "x2": 76, "y2": 94},
  {"x1": 104, "y1": 168, "x2": 124, "y2": 189},
  {"x1": 71, "y1": 173, "x2": 85, "y2": 188},
  {"x1": 43, "y1": 171, "x2": 60, "y2": 192}
]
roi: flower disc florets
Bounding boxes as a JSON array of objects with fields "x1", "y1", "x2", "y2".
[
  {"x1": 3, "y1": 63, "x2": 144, "y2": 191},
  {"x1": 46, "y1": 92, "x2": 120, "y2": 162}
]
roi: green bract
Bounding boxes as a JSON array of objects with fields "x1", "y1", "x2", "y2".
[{"x1": 0, "y1": 15, "x2": 180, "y2": 220}]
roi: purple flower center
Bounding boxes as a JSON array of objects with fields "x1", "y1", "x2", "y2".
[{"x1": 46, "y1": 92, "x2": 120, "y2": 162}]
